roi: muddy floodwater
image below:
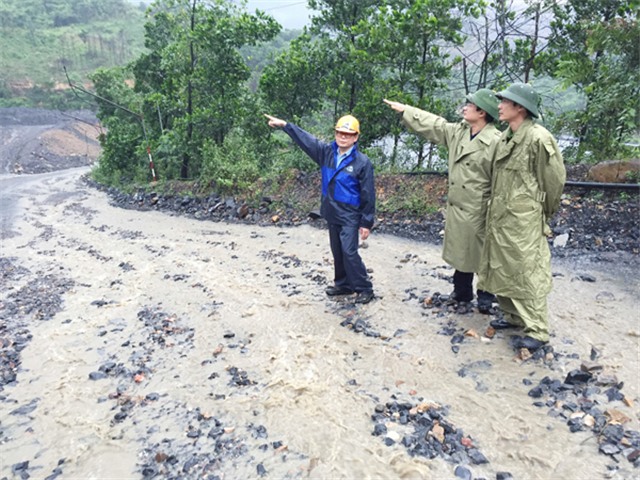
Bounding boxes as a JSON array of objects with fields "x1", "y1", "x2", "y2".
[{"x1": 1, "y1": 168, "x2": 639, "y2": 480}]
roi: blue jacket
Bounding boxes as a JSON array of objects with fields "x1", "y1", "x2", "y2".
[{"x1": 283, "y1": 123, "x2": 375, "y2": 229}]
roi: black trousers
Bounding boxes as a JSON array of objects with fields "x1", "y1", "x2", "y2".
[
  {"x1": 328, "y1": 223, "x2": 373, "y2": 293},
  {"x1": 453, "y1": 270, "x2": 493, "y2": 302}
]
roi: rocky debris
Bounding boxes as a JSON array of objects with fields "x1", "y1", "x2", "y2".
[
  {"x1": 81, "y1": 174, "x2": 639, "y2": 257},
  {"x1": 0, "y1": 257, "x2": 30, "y2": 282},
  {"x1": 227, "y1": 366, "x2": 256, "y2": 387},
  {"x1": 1, "y1": 273, "x2": 74, "y2": 323},
  {"x1": 0, "y1": 260, "x2": 76, "y2": 478},
  {"x1": 137, "y1": 307, "x2": 195, "y2": 348},
  {"x1": 258, "y1": 249, "x2": 314, "y2": 297},
  {"x1": 419, "y1": 291, "x2": 562, "y2": 365},
  {"x1": 552, "y1": 195, "x2": 639, "y2": 255},
  {"x1": 137, "y1": 405, "x2": 249, "y2": 479},
  {"x1": 526, "y1": 357, "x2": 640, "y2": 469},
  {"x1": 422, "y1": 292, "x2": 478, "y2": 316},
  {"x1": 80, "y1": 304, "x2": 308, "y2": 479},
  {"x1": 0, "y1": 259, "x2": 74, "y2": 391},
  {"x1": 333, "y1": 303, "x2": 382, "y2": 338},
  {"x1": 92, "y1": 180, "x2": 306, "y2": 228},
  {"x1": 371, "y1": 398, "x2": 489, "y2": 468}
]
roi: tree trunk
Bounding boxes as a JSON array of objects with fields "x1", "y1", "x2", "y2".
[{"x1": 182, "y1": 0, "x2": 197, "y2": 179}]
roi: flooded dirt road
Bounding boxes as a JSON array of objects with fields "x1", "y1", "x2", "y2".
[{"x1": 1, "y1": 168, "x2": 638, "y2": 480}]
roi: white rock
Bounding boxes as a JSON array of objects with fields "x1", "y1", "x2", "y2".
[
  {"x1": 386, "y1": 430, "x2": 401, "y2": 442},
  {"x1": 553, "y1": 233, "x2": 569, "y2": 248}
]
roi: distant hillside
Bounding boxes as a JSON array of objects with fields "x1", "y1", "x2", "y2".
[{"x1": 0, "y1": 0, "x2": 146, "y2": 106}]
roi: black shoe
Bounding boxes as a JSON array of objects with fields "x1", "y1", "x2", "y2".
[
  {"x1": 512, "y1": 335, "x2": 547, "y2": 351},
  {"x1": 325, "y1": 286, "x2": 354, "y2": 296},
  {"x1": 489, "y1": 318, "x2": 519, "y2": 330},
  {"x1": 354, "y1": 291, "x2": 375, "y2": 304},
  {"x1": 477, "y1": 291, "x2": 495, "y2": 314},
  {"x1": 477, "y1": 300, "x2": 492, "y2": 314},
  {"x1": 449, "y1": 290, "x2": 473, "y2": 303}
]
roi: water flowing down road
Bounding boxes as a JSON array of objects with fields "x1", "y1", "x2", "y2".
[{"x1": 0, "y1": 168, "x2": 639, "y2": 480}]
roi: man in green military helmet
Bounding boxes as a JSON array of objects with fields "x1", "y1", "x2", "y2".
[
  {"x1": 384, "y1": 89, "x2": 501, "y2": 313},
  {"x1": 478, "y1": 83, "x2": 566, "y2": 351}
]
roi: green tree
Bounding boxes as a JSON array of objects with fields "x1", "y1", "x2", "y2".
[
  {"x1": 127, "y1": 0, "x2": 280, "y2": 179},
  {"x1": 89, "y1": 67, "x2": 149, "y2": 184},
  {"x1": 307, "y1": 0, "x2": 380, "y2": 118},
  {"x1": 543, "y1": 0, "x2": 640, "y2": 162},
  {"x1": 361, "y1": 0, "x2": 483, "y2": 168},
  {"x1": 259, "y1": 33, "x2": 326, "y2": 121}
]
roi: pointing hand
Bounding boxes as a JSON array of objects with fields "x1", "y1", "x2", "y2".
[
  {"x1": 383, "y1": 99, "x2": 407, "y2": 113},
  {"x1": 264, "y1": 114, "x2": 287, "y2": 128}
]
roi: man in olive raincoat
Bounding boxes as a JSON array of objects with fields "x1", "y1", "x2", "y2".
[
  {"x1": 478, "y1": 83, "x2": 566, "y2": 351},
  {"x1": 384, "y1": 90, "x2": 501, "y2": 313}
]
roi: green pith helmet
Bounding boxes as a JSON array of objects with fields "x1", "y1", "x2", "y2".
[
  {"x1": 466, "y1": 88, "x2": 500, "y2": 121},
  {"x1": 496, "y1": 82, "x2": 540, "y2": 118}
]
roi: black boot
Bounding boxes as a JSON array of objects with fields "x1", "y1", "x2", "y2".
[
  {"x1": 477, "y1": 290, "x2": 495, "y2": 314},
  {"x1": 451, "y1": 271, "x2": 473, "y2": 303}
]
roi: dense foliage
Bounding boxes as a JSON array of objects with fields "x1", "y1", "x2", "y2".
[
  {"x1": 4, "y1": 0, "x2": 637, "y2": 188},
  {"x1": 542, "y1": 0, "x2": 640, "y2": 163}
]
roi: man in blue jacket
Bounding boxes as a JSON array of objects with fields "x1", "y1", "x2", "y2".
[{"x1": 265, "y1": 113, "x2": 376, "y2": 304}]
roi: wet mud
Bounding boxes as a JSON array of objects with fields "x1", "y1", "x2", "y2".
[{"x1": 1, "y1": 170, "x2": 638, "y2": 478}]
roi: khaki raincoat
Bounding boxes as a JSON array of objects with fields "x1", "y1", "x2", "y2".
[
  {"x1": 478, "y1": 119, "x2": 566, "y2": 299},
  {"x1": 402, "y1": 107, "x2": 501, "y2": 273}
]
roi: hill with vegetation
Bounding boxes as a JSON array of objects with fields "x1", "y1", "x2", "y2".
[{"x1": 0, "y1": 0, "x2": 147, "y2": 108}]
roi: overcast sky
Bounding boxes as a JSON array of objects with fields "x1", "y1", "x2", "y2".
[{"x1": 243, "y1": 0, "x2": 313, "y2": 30}]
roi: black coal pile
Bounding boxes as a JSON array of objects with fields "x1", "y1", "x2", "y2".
[
  {"x1": 86, "y1": 177, "x2": 303, "y2": 228},
  {"x1": 526, "y1": 358, "x2": 640, "y2": 470},
  {"x1": 374, "y1": 211, "x2": 446, "y2": 245},
  {"x1": 423, "y1": 292, "x2": 476, "y2": 316},
  {"x1": 552, "y1": 194, "x2": 640, "y2": 255},
  {"x1": 371, "y1": 398, "x2": 495, "y2": 472},
  {"x1": 83, "y1": 175, "x2": 639, "y2": 256}
]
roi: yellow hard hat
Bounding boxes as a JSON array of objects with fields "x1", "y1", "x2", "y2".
[{"x1": 335, "y1": 115, "x2": 360, "y2": 134}]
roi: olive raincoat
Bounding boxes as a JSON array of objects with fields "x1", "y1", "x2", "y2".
[
  {"x1": 402, "y1": 106, "x2": 501, "y2": 273},
  {"x1": 478, "y1": 119, "x2": 566, "y2": 299}
]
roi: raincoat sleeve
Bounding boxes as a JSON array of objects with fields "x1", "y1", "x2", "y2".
[
  {"x1": 401, "y1": 106, "x2": 458, "y2": 147},
  {"x1": 358, "y1": 159, "x2": 376, "y2": 229},
  {"x1": 536, "y1": 136, "x2": 566, "y2": 219},
  {"x1": 282, "y1": 123, "x2": 329, "y2": 167}
]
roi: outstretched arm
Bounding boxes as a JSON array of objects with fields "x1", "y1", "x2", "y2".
[
  {"x1": 264, "y1": 114, "x2": 287, "y2": 128},
  {"x1": 264, "y1": 114, "x2": 327, "y2": 166},
  {"x1": 385, "y1": 100, "x2": 455, "y2": 147}
]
